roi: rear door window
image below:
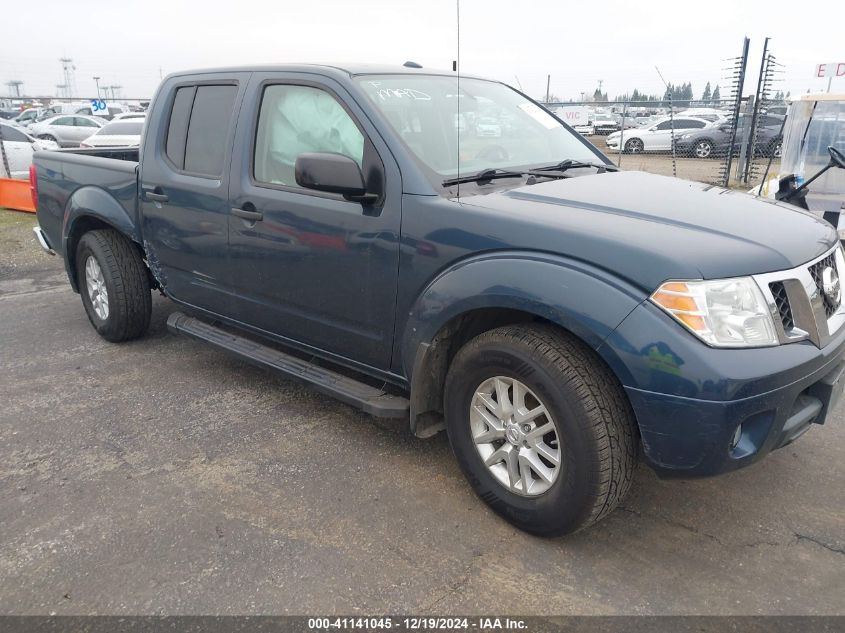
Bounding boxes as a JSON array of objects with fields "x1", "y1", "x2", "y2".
[
  {"x1": 183, "y1": 85, "x2": 238, "y2": 176},
  {"x1": 165, "y1": 86, "x2": 196, "y2": 168}
]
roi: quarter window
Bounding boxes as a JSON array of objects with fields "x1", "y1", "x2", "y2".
[{"x1": 253, "y1": 84, "x2": 364, "y2": 188}]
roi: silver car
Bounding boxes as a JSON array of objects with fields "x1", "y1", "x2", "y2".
[{"x1": 28, "y1": 114, "x2": 105, "y2": 148}]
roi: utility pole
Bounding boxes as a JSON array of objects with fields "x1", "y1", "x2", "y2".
[
  {"x1": 6, "y1": 80, "x2": 23, "y2": 97},
  {"x1": 93, "y1": 76, "x2": 101, "y2": 99},
  {"x1": 545, "y1": 75, "x2": 551, "y2": 103},
  {"x1": 59, "y1": 57, "x2": 77, "y2": 99}
]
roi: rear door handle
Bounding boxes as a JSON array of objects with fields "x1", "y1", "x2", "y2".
[
  {"x1": 231, "y1": 207, "x2": 263, "y2": 222},
  {"x1": 142, "y1": 186, "x2": 169, "y2": 203}
]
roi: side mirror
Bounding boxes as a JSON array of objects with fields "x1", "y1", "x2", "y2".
[
  {"x1": 294, "y1": 152, "x2": 376, "y2": 203},
  {"x1": 829, "y1": 146, "x2": 845, "y2": 170}
]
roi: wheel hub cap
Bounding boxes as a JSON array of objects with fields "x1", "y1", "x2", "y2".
[
  {"x1": 85, "y1": 256, "x2": 109, "y2": 320},
  {"x1": 469, "y1": 376, "x2": 562, "y2": 497}
]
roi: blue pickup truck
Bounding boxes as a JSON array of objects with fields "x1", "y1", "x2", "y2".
[{"x1": 31, "y1": 64, "x2": 845, "y2": 535}]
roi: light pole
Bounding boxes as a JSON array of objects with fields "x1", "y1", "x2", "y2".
[{"x1": 93, "y1": 76, "x2": 101, "y2": 99}]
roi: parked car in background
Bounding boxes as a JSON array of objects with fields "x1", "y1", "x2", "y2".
[
  {"x1": 111, "y1": 112, "x2": 147, "y2": 121},
  {"x1": 0, "y1": 121, "x2": 59, "y2": 178},
  {"x1": 13, "y1": 107, "x2": 46, "y2": 127},
  {"x1": 475, "y1": 116, "x2": 502, "y2": 137},
  {"x1": 606, "y1": 116, "x2": 712, "y2": 153},
  {"x1": 573, "y1": 122, "x2": 595, "y2": 135},
  {"x1": 29, "y1": 114, "x2": 105, "y2": 147},
  {"x1": 674, "y1": 114, "x2": 784, "y2": 159},
  {"x1": 592, "y1": 116, "x2": 619, "y2": 135},
  {"x1": 80, "y1": 120, "x2": 144, "y2": 148}
]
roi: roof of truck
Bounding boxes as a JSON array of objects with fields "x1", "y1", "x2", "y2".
[{"x1": 166, "y1": 63, "x2": 485, "y2": 81}]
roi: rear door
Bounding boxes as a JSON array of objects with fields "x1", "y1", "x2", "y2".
[
  {"x1": 139, "y1": 73, "x2": 249, "y2": 315},
  {"x1": 225, "y1": 72, "x2": 402, "y2": 369}
]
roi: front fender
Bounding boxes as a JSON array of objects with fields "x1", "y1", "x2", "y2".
[{"x1": 401, "y1": 251, "x2": 646, "y2": 379}]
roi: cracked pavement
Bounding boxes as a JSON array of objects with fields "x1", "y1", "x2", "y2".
[{"x1": 1, "y1": 210, "x2": 843, "y2": 615}]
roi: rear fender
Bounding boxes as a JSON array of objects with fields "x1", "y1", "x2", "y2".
[{"x1": 62, "y1": 186, "x2": 140, "y2": 291}]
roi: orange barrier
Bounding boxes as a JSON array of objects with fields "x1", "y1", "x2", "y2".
[{"x1": 0, "y1": 178, "x2": 35, "y2": 213}]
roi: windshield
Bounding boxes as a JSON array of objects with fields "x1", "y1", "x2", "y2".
[
  {"x1": 97, "y1": 121, "x2": 143, "y2": 135},
  {"x1": 355, "y1": 75, "x2": 601, "y2": 179},
  {"x1": 780, "y1": 99, "x2": 845, "y2": 196}
]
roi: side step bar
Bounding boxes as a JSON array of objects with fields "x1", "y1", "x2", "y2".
[{"x1": 167, "y1": 312, "x2": 410, "y2": 419}]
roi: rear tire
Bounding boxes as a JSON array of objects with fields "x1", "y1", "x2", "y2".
[
  {"x1": 693, "y1": 139, "x2": 713, "y2": 159},
  {"x1": 444, "y1": 324, "x2": 637, "y2": 536},
  {"x1": 76, "y1": 229, "x2": 151, "y2": 342}
]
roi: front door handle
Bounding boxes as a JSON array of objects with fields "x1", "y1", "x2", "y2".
[
  {"x1": 142, "y1": 186, "x2": 169, "y2": 203},
  {"x1": 231, "y1": 207, "x2": 263, "y2": 222}
]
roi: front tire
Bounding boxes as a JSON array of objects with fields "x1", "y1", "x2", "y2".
[
  {"x1": 76, "y1": 229, "x2": 151, "y2": 342},
  {"x1": 444, "y1": 324, "x2": 637, "y2": 536},
  {"x1": 624, "y1": 138, "x2": 644, "y2": 154}
]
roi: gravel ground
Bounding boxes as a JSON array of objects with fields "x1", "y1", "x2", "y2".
[{"x1": 0, "y1": 209, "x2": 843, "y2": 616}]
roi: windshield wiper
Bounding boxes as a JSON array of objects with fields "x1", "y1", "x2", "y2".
[
  {"x1": 442, "y1": 168, "x2": 526, "y2": 187},
  {"x1": 529, "y1": 159, "x2": 619, "y2": 175}
]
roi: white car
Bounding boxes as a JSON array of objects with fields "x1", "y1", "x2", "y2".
[
  {"x1": 0, "y1": 121, "x2": 59, "y2": 179},
  {"x1": 605, "y1": 116, "x2": 713, "y2": 153},
  {"x1": 80, "y1": 120, "x2": 144, "y2": 148},
  {"x1": 573, "y1": 123, "x2": 595, "y2": 136},
  {"x1": 111, "y1": 112, "x2": 147, "y2": 121}
]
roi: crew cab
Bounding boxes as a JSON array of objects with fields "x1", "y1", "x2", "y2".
[{"x1": 32, "y1": 64, "x2": 845, "y2": 536}]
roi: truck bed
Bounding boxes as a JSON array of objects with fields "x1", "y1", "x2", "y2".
[{"x1": 33, "y1": 147, "x2": 141, "y2": 261}]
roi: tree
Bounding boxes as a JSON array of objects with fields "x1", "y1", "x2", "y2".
[
  {"x1": 712, "y1": 84, "x2": 721, "y2": 103},
  {"x1": 701, "y1": 81, "x2": 711, "y2": 104}
]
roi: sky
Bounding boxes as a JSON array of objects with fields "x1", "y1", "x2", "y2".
[{"x1": 1, "y1": 0, "x2": 843, "y2": 103}]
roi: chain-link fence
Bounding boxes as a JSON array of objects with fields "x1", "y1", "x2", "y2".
[{"x1": 539, "y1": 97, "x2": 786, "y2": 190}]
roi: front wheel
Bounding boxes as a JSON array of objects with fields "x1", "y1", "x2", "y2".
[
  {"x1": 444, "y1": 324, "x2": 637, "y2": 536},
  {"x1": 76, "y1": 229, "x2": 151, "y2": 342},
  {"x1": 624, "y1": 138, "x2": 644, "y2": 154}
]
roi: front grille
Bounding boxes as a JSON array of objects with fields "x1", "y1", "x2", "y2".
[
  {"x1": 808, "y1": 253, "x2": 840, "y2": 318},
  {"x1": 754, "y1": 245, "x2": 845, "y2": 348},
  {"x1": 769, "y1": 281, "x2": 794, "y2": 330}
]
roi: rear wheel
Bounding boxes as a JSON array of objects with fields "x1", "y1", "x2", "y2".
[
  {"x1": 444, "y1": 324, "x2": 637, "y2": 536},
  {"x1": 624, "y1": 138, "x2": 644, "y2": 154},
  {"x1": 76, "y1": 229, "x2": 151, "y2": 342}
]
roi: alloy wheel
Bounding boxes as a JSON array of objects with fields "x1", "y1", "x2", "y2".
[
  {"x1": 469, "y1": 376, "x2": 561, "y2": 496},
  {"x1": 85, "y1": 255, "x2": 109, "y2": 320}
]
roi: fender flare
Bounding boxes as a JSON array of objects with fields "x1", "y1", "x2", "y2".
[
  {"x1": 401, "y1": 251, "x2": 645, "y2": 435},
  {"x1": 62, "y1": 186, "x2": 141, "y2": 291}
]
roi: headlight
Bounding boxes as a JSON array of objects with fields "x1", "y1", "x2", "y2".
[{"x1": 651, "y1": 278, "x2": 778, "y2": 348}]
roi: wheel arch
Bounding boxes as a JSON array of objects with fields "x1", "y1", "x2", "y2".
[
  {"x1": 62, "y1": 186, "x2": 143, "y2": 292},
  {"x1": 401, "y1": 252, "x2": 644, "y2": 437}
]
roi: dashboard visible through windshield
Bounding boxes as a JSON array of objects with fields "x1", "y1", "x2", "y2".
[{"x1": 355, "y1": 74, "x2": 602, "y2": 182}]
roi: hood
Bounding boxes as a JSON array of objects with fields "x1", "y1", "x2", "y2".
[{"x1": 459, "y1": 171, "x2": 837, "y2": 291}]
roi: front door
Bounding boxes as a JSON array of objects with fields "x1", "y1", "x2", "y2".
[{"x1": 226, "y1": 73, "x2": 402, "y2": 370}]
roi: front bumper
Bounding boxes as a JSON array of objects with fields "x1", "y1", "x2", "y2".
[{"x1": 602, "y1": 301, "x2": 845, "y2": 477}]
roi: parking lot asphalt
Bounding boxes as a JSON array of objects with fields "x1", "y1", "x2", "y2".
[{"x1": 1, "y1": 210, "x2": 843, "y2": 615}]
